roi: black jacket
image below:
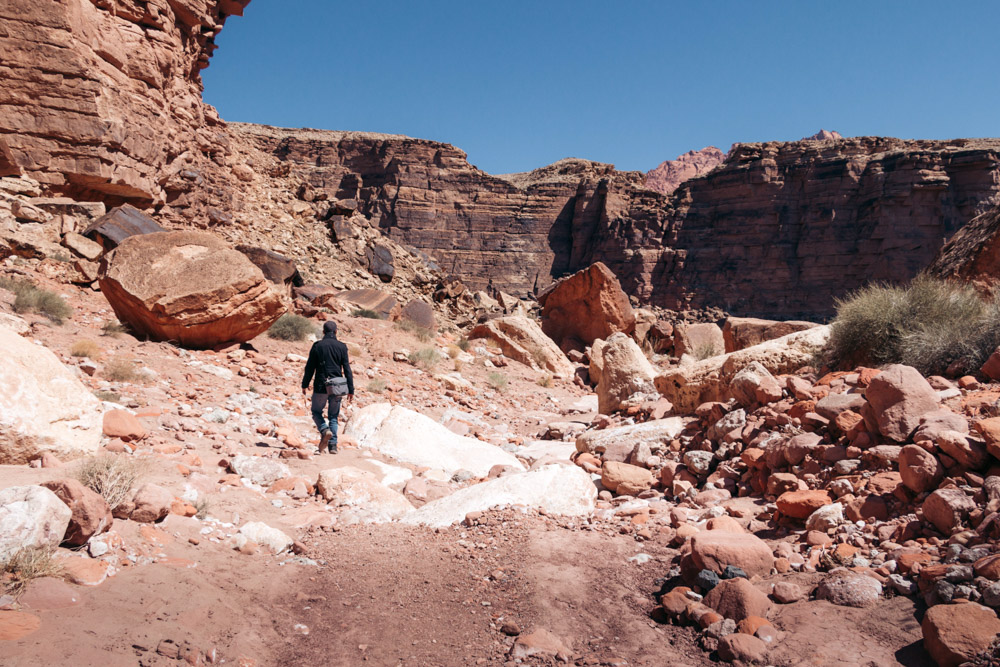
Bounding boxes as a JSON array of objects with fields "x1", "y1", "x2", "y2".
[{"x1": 301, "y1": 332, "x2": 354, "y2": 394}]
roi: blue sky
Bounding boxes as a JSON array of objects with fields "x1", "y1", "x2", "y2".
[{"x1": 204, "y1": 1, "x2": 999, "y2": 175}]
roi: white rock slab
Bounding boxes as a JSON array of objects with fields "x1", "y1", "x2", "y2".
[
  {"x1": 401, "y1": 464, "x2": 596, "y2": 528},
  {"x1": 345, "y1": 403, "x2": 524, "y2": 477}
]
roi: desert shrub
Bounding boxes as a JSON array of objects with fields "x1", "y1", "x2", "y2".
[
  {"x1": 70, "y1": 339, "x2": 101, "y2": 359},
  {"x1": 93, "y1": 390, "x2": 121, "y2": 403},
  {"x1": 827, "y1": 275, "x2": 1000, "y2": 375},
  {"x1": 102, "y1": 357, "x2": 140, "y2": 383},
  {"x1": 526, "y1": 344, "x2": 549, "y2": 367},
  {"x1": 456, "y1": 337, "x2": 471, "y2": 352},
  {"x1": 352, "y1": 308, "x2": 382, "y2": 319},
  {"x1": 408, "y1": 347, "x2": 441, "y2": 370},
  {"x1": 446, "y1": 344, "x2": 462, "y2": 359},
  {"x1": 7, "y1": 280, "x2": 71, "y2": 324},
  {"x1": 487, "y1": 371, "x2": 508, "y2": 392},
  {"x1": 694, "y1": 341, "x2": 720, "y2": 361},
  {"x1": 75, "y1": 454, "x2": 143, "y2": 511},
  {"x1": 395, "y1": 318, "x2": 434, "y2": 342},
  {"x1": 2, "y1": 546, "x2": 62, "y2": 597},
  {"x1": 267, "y1": 313, "x2": 318, "y2": 341},
  {"x1": 537, "y1": 373, "x2": 553, "y2": 388},
  {"x1": 367, "y1": 378, "x2": 387, "y2": 393},
  {"x1": 194, "y1": 498, "x2": 211, "y2": 520},
  {"x1": 101, "y1": 320, "x2": 127, "y2": 337}
]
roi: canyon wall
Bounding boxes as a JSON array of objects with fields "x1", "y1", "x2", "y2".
[
  {"x1": 240, "y1": 126, "x2": 1000, "y2": 319},
  {"x1": 0, "y1": 0, "x2": 247, "y2": 209},
  {"x1": 3, "y1": 2, "x2": 1000, "y2": 320}
]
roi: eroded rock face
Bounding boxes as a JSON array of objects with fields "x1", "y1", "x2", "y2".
[
  {"x1": 469, "y1": 316, "x2": 575, "y2": 378},
  {"x1": 0, "y1": 0, "x2": 249, "y2": 208},
  {"x1": 537, "y1": 262, "x2": 634, "y2": 348},
  {"x1": 98, "y1": 230, "x2": 286, "y2": 348}
]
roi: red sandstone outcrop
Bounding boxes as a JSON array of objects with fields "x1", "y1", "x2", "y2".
[
  {"x1": 927, "y1": 204, "x2": 1000, "y2": 289},
  {"x1": 644, "y1": 147, "x2": 725, "y2": 195},
  {"x1": 537, "y1": 262, "x2": 634, "y2": 349},
  {"x1": 98, "y1": 230, "x2": 286, "y2": 347},
  {"x1": 0, "y1": 0, "x2": 248, "y2": 213}
]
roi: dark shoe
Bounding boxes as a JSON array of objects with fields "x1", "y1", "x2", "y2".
[
  {"x1": 328, "y1": 444, "x2": 338, "y2": 454},
  {"x1": 319, "y1": 428, "x2": 332, "y2": 451}
]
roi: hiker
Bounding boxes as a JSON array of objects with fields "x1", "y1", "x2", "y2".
[{"x1": 301, "y1": 320, "x2": 354, "y2": 453}]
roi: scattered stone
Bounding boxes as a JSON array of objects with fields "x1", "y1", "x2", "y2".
[
  {"x1": 703, "y1": 577, "x2": 772, "y2": 622},
  {"x1": 230, "y1": 455, "x2": 291, "y2": 487},
  {"x1": 864, "y1": 364, "x2": 939, "y2": 442},
  {"x1": 688, "y1": 531, "x2": 774, "y2": 577},
  {"x1": 601, "y1": 461, "x2": 655, "y2": 496},
  {"x1": 129, "y1": 484, "x2": 173, "y2": 523},
  {"x1": 238, "y1": 522, "x2": 293, "y2": 554},
  {"x1": 816, "y1": 570, "x2": 882, "y2": 608}
]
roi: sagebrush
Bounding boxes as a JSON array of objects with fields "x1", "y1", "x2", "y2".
[
  {"x1": 2, "y1": 546, "x2": 62, "y2": 597},
  {"x1": 487, "y1": 371, "x2": 508, "y2": 392},
  {"x1": 75, "y1": 454, "x2": 144, "y2": 510},
  {"x1": 826, "y1": 275, "x2": 1000, "y2": 375},
  {"x1": 395, "y1": 318, "x2": 434, "y2": 342},
  {"x1": 408, "y1": 347, "x2": 440, "y2": 370},
  {"x1": 352, "y1": 308, "x2": 382, "y2": 319},
  {"x1": 70, "y1": 339, "x2": 101, "y2": 358},
  {"x1": 1, "y1": 278, "x2": 72, "y2": 324},
  {"x1": 268, "y1": 314, "x2": 319, "y2": 341},
  {"x1": 103, "y1": 357, "x2": 140, "y2": 383}
]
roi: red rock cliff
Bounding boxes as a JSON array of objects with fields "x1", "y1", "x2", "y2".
[{"x1": 0, "y1": 0, "x2": 248, "y2": 205}]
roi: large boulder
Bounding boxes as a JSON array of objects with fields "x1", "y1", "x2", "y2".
[
  {"x1": 401, "y1": 465, "x2": 596, "y2": 528},
  {"x1": 0, "y1": 486, "x2": 72, "y2": 560},
  {"x1": 864, "y1": 364, "x2": 939, "y2": 442},
  {"x1": 575, "y1": 418, "x2": 687, "y2": 462},
  {"x1": 816, "y1": 570, "x2": 882, "y2": 607},
  {"x1": 703, "y1": 577, "x2": 772, "y2": 621},
  {"x1": 316, "y1": 467, "x2": 414, "y2": 522},
  {"x1": 688, "y1": 531, "x2": 774, "y2": 577},
  {"x1": 336, "y1": 288, "x2": 398, "y2": 319},
  {"x1": 0, "y1": 327, "x2": 103, "y2": 464},
  {"x1": 674, "y1": 322, "x2": 725, "y2": 359},
  {"x1": 470, "y1": 315, "x2": 574, "y2": 377},
  {"x1": 922, "y1": 603, "x2": 1000, "y2": 667},
  {"x1": 345, "y1": 404, "x2": 524, "y2": 477},
  {"x1": 537, "y1": 262, "x2": 634, "y2": 348},
  {"x1": 722, "y1": 317, "x2": 819, "y2": 353},
  {"x1": 898, "y1": 445, "x2": 944, "y2": 493},
  {"x1": 98, "y1": 230, "x2": 286, "y2": 348},
  {"x1": 601, "y1": 461, "x2": 655, "y2": 495},
  {"x1": 82, "y1": 204, "x2": 165, "y2": 251},
  {"x1": 923, "y1": 488, "x2": 977, "y2": 535},
  {"x1": 656, "y1": 326, "x2": 830, "y2": 414},
  {"x1": 39, "y1": 480, "x2": 112, "y2": 547},
  {"x1": 595, "y1": 332, "x2": 658, "y2": 414}
]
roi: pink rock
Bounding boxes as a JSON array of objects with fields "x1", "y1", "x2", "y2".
[
  {"x1": 102, "y1": 410, "x2": 146, "y2": 442},
  {"x1": 923, "y1": 488, "x2": 977, "y2": 535},
  {"x1": 688, "y1": 531, "x2": 774, "y2": 577},
  {"x1": 922, "y1": 602, "x2": 1000, "y2": 667},
  {"x1": 864, "y1": 364, "x2": 939, "y2": 442},
  {"x1": 703, "y1": 577, "x2": 772, "y2": 621},
  {"x1": 898, "y1": 445, "x2": 944, "y2": 493},
  {"x1": 129, "y1": 483, "x2": 172, "y2": 523},
  {"x1": 40, "y1": 479, "x2": 112, "y2": 546},
  {"x1": 645, "y1": 146, "x2": 726, "y2": 195}
]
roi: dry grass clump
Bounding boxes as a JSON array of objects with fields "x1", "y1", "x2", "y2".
[
  {"x1": 101, "y1": 320, "x2": 127, "y2": 337},
  {"x1": 395, "y1": 318, "x2": 434, "y2": 342},
  {"x1": 268, "y1": 313, "x2": 319, "y2": 341},
  {"x1": 537, "y1": 373, "x2": 553, "y2": 388},
  {"x1": 827, "y1": 275, "x2": 1000, "y2": 375},
  {"x1": 694, "y1": 341, "x2": 721, "y2": 361},
  {"x1": 2, "y1": 546, "x2": 63, "y2": 597},
  {"x1": 487, "y1": 371, "x2": 509, "y2": 392},
  {"x1": 408, "y1": 347, "x2": 441, "y2": 370},
  {"x1": 102, "y1": 357, "x2": 140, "y2": 383},
  {"x1": 456, "y1": 337, "x2": 471, "y2": 352},
  {"x1": 70, "y1": 339, "x2": 101, "y2": 359},
  {"x1": 352, "y1": 308, "x2": 382, "y2": 319},
  {"x1": 0, "y1": 278, "x2": 72, "y2": 324},
  {"x1": 75, "y1": 454, "x2": 144, "y2": 511},
  {"x1": 367, "y1": 378, "x2": 387, "y2": 393}
]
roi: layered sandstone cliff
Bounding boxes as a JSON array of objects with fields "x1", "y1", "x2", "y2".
[
  {"x1": 239, "y1": 125, "x2": 1000, "y2": 319},
  {"x1": 927, "y1": 204, "x2": 1000, "y2": 289},
  {"x1": 0, "y1": 0, "x2": 248, "y2": 209}
]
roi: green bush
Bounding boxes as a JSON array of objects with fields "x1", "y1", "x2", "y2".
[
  {"x1": 267, "y1": 314, "x2": 319, "y2": 341},
  {"x1": 827, "y1": 275, "x2": 1000, "y2": 375},
  {"x1": 352, "y1": 308, "x2": 382, "y2": 319},
  {"x1": 408, "y1": 347, "x2": 440, "y2": 370},
  {"x1": 1, "y1": 278, "x2": 72, "y2": 324}
]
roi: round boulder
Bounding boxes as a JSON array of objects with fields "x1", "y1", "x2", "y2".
[{"x1": 98, "y1": 230, "x2": 286, "y2": 348}]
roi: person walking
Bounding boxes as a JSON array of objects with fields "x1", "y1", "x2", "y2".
[{"x1": 301, "y1": 320, "x2": 354, "y2": 453}]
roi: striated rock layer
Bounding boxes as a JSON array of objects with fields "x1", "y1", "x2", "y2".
[
  {"x1": 0, "y1": 0, "x2": 249, "y2": 208},
  {"x1": 645, "y1": 146, "x2": 725, "y2": 195},
  {"x1": 240, "y1": 125, "x2": 1000, "y2": 319}
]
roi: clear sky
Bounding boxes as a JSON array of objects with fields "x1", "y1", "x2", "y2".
[{"x1": 204, "y1": 0, "x2": 1000, "y2": 175}]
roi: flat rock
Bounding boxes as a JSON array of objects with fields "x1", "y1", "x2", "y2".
[
  {"x1": 575, "y1": 418, "x2": 686, "y2": 462},
  {"x1": 922, "y1": 602, "x2": 1000, "y2": 667},
  {"x1": 0, "y1": 485, "x2": 72, "y2": 560},
  {"x1": 345, "y1": 403, "x2": 524, "y2": 477},
  {"x1": 470, "y1": 315, "x2": 574, "y2": 377},
  {"x1": 230, "y1": 455, "x2": 290, "y2": 486},
  {"x1": 401, "y1": 464, "x2": 596, "y2": 528},
  {"x1": 816, "y1": 570, "x2": 882, "y2": 607},
  {"x1": 316, "y1": 467, "x2": 414, "y2": 522},
  {"x1": 689, "y1": 531, "x2": 774, "y2": 578}
]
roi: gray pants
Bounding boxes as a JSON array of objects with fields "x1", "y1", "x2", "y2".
[{"x1": 310, "y1": 392, "x2": 342, "y2": 445}]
